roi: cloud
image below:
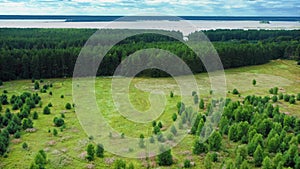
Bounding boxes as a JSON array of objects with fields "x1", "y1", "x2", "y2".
[{"x1": 0, "y1": 0, "x2": 299, "y2": 16}]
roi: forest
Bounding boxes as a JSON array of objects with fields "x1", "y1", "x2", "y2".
[{"x1": 0, "y1": 28, "x2": 299, "y2": 81}]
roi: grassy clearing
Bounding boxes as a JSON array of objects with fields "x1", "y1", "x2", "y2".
[{"x1": 0, "y1": 60, "x2": 299, "y2": 168}]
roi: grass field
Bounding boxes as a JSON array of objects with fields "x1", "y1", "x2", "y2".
[{"x1": 0, "y1": 60, "x2": 299, "y2": 169}]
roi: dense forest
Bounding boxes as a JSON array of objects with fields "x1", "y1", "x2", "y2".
[{"x1": 0, "y1": 29, "x2": 299, "y2": 81}]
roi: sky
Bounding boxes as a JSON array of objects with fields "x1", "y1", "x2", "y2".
[{"x1": 0, "y1": 0, "x2": 299, "y2": 16}]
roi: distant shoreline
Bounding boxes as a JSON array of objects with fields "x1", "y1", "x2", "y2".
[{"x1": 0, "y1": 20, "x2": 299, "y2": 36}]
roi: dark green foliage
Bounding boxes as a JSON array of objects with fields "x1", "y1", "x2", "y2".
[
  {"x1": 86, "y1": 144, "x2": 95, "y2": 161},
  {"x1": 14, "y1": 131, "x2": 21, "y2": 138},
  {"x1": 208, "y1": 131, "x2": 222, "y2": 151},
  {"x1": 262, "y1": 157, "x2": 272, "y2": 169},
  {"x1": 31, "y1": 150, "x2": 47, "y2": 169},
  {"x1": 33, "y1": 111, "x2": 38, "y2": 120},
  {"x1": 114, "y1": 159, "x2": 126, "y2": 169},
  {"x1": 254, "y1": 145, "x2": 264, "y2": 167},
  {"x1": 232, "y1": 89, "x2": 239, "y2": 95},
  {"x1": 204, "y1": 153, "x2": 212, "y2": 169},
  {"x1": 177, "y1": 102, "x2": 185, "y2": 115},
  {"x1": 170, "y1": 91, "x2": 174, "y2": 98},
  {"x1": 49, "y1": 91, "x2": 52, "y2": 95},
  {"x1": 184, "y1": 159, "x2": 191, "y2": 168},
  {"x1": 128, "y1": 163, "x2": 134, "y2": 169},
  {"x1": 60, "y1": 95, "x2": 64, "y2": 98},
  {"x1": 192, "y1": 91, "x2": 197, "y2": 96},
  {"x1": 47, "y1": 103, "x2": 52, "y2": 107},
  {"x1": 289, "y1": 97, "x2": 296, "y2": 104},
  {"x1": 53, "y1": 117, "x2": 64, "y2": 127},
  {"x1": 152, "y1": 120, "x2": 156, "y2": 127},
  {"x1": 252, "y1": 79, "x2": 256, "y2": 86},
  {"x1": 22, "y1": 118, "x2": 33, "y2": 129},
  {"x1": 153, "y1": 126, "x2": 160, "y2": 134},
  {"x1": 34, "y1": 81, "x2": 39, "y2": 90},
  {"x1": 283, "y1": 94, "x2": 290, "y2": 102},
  {"x1": 193, "y1": 140, "x2": 208, "y2": 154},
  {"x1": 22, "y1": 142, "x2": 28, "y2": 150},
  {"x1": 65, "y1": 103, "x2": 72, "y2": 110},
  {"x1": 297, "y1": 93, "x2": 300, "y2": 101},
  {"x1": 283, "y1": 144, "x2": 299, "y2": 168},
  {"x1": 199, "y1": 99, "x2": 205, "y2": 109},
  {"x1": 157, "y1": 146, "x2": 173, "y2": 166},
  {"x1": 279, "y1": 93, "x2": 283, "y2": 100},
  {"x1": 211, "y1": 152, "x2": 218, "y2": 162},
  {"x1": 0, "y1": 81, "x2": 3, "y2": 86},
  {"x1": 96, "y1": 144, "x2": 104, "y2": 158},
  {"x1": 193, "y1": 95, "x2": 199, "y2": 104},
  {"x1": 149, "y1": 136, "x2": 155, "y2": 143},
  {"x1": 272, "y1": 95, "x2": 278, "y2": 102},
  {"x1": 43, "y1": 106, "x2": 50, "y2": 114},
  {"x1": 52, "y1": 129, "x2": 58, "y2": 136},
  {"x1": 172, "y1": 113, "x2": 177, "y2": 121},
  {"x1": 158, "y1": 121, "x2": 163, "y2": 128},
  {"x1": 139, "y1": 134, "x2": 145, "y2": 148}
]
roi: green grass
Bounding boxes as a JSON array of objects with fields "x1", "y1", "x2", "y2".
[{"x1": 0, "y1": 60, "x2": 299, "y2": 168}]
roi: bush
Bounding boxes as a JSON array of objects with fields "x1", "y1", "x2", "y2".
[
  {"x1": 157, "y1": 146, "x2": 173, "y2": 166},
  {"x1": 158, "y1": 121, "x2": 163, "y2": 128},
  {"x1": 252, "y1": 79, "x2": 256, "y2": 86},
  {"x1": 284, "y1": 94, "x2": 290, "y2": 102},
  {"x1": 170, "y1": 91, "x2": 174, "y2": 98},
  {"x1": 192, "y1": 91, "x2": 197, "y2": 96},
  {"x1": 153, "y1": 126, "x2": 160, "y2": 134},
  {"x1": 33, "y1": 111, "x2": 38, "y2": 120},
  {"x1": 289, "y1": 97, "x2": 296, "y2": 104},
  {"x1": 53, "y1": 117, "x2": 65, "y2": 127},
  {"x1": 60, "y1": 95, "x2": 64, "y2": 98},
  {"x1": 114, "y1": 159, "x2": 126, "y2": 169},
  {"x1": 65, "y1": 103, "x2": 71, "y2": 110},
  {"x1": 211, "y1": 152, "x2": 218, "y2": 162},
  {"x1": 0, "y1": 80, "x2": 3, "y2": 86},
  {"x1": 172, "y1": 113, "x2": 177, "y2": 121},
  {"x1": 184, "y1": 159, "x2": 191, "y2": 168},
  {"x1": 96, "y1": 144, "x2": 104, "y2": 158},
  {"x1": 43, "y1": 106, "x2": 51, "y2": 114},
  {"x1": 233, "y1": 89, "x2": 239, "y2": 95},
  {"x1": 22, "y1": 142, "x2": 28, "y2": 150},
  {"x1": 297, "y1": 93, "x2": 300, "y2": 101},
  {"x1": 53, "y1": 129, "x2": 58, "y2": 136},
  {"x1": 272, "y1": 95, "x2": 278, "y2": 102},
  {"x1": 48, "y1": 102, "x2": 52, "y2": 107},
  {"x1": 49, "y1": 91, "x2": 52, "y2": 95},
  {"x1": 34, "y1": 81, "x2": 39, "y2": 90},
  {"x1": 279, "y1": 93, "x2": 283, "y2": 100},
  {"x1": 86, "y1": 144, "x2": 95, "y2": 161}
]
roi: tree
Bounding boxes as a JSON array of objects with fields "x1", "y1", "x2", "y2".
[
  {"x1": 43, "y1": 106, "x2": 50, "y2": 115},
  {"x1": 53, "y1": 117, "x2": 64, "y2": 127},
  {"x1": 65, "y1": 103, "x2": 71, "y2": 110},
  {"x1": 158, "y1": 121, "x2": 163, "y2": 128},
  {"x1": 254, "y1": 145, "x2": 264, "y2": 167},
  {"x1": 34, "y1": 81, "x2": 39, "y2": 90},
  {"x1": 204, "y1": 153, "x2": 212, "y2": 169},
  {"x1": 193, "y1": 139, "x2": 208, "y2": 154},
  {"x1": 283, "y1": 144, "x2": 298, "y2": 167},
  {"x1": 139, "y1": 134, "x2": 145, "y2": 148},
  {"x1": 157, "y1": 146, "x2": 173, "y2": 166},
  {"x1": 53, "y1": 129, "x2": 58, "y2": 136},
  {"x1": 252, "y1": 79, "x2": 256, "y2": 86},
  {"x1": 272, "y1": 95, "x2": 278, "y2": 102},
  {"x1": 32, "y1": 150, "x2": 47, "y2": 169},
  {"x1": 86, "y1": 144, "x2": 95, "y2": 161},
  {"x1": 172, "y1": 113, "x2": 177, "y2": 121},
  {"x1": 297, "y1": 93, "x2": 300, "y2": 101},
  {"x1": 22, "y1": 118, "x2": 33, "y2": 129},
  {"x1": 194, "y1": 95, "x2": 199, "y2": 104},
  {"x1": 289, "y1": 97, "x2": 296, "y2": 104},
  {"x1": 114, "y1": 159, "x2": 126, "y2": 169},
  {"x1": 184, "y1": 159, "x2": 191, "y2": 168},
  {"x1": 208, "y1": 131, "x2": 222, "y2": 151},
  {"x1": 96, "y1": 144, "x2": 104, "y2": 158},
  {"x1": 267, "y1": 134, "x2": 280, "y2": 153},
  {"x1": 22, "y1": 142, "x2": 28, "y2": 150},
  {"x1": 171, "y1": 125, "x2": 177, "y2": 135},
  {"x1": 240, "y1": 160, "x2": 250, "y2": 169},
  {"x1": 33, "y1": 111, "x2": 38, "y2": 120},
  {"x1": 199, "y1": 99, "x2": 205, "y2": 109},
  {"x1": 232, "y1": 89, "x2": 239, "y2": 95},
  {"x1": 262, "y1": 156, "x2": 272, "y2": 169},
  {"x1": 279, "y1": 93, "x2": 283, "y2": 100},
  {"x1": 170, "y1": 91, "x2": 174, "y2": 98},
  {"x1": 177, "y1": 102, "x2": 185, "y2": 115}
]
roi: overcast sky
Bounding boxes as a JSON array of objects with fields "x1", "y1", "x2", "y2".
[{"x1": 0, "y1": 0, "x2": 299, "y2": 16}]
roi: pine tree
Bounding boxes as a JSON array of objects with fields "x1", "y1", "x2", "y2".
[
  {"x1": 254, "y1": 145, "x2": 264, "y2": 167},
  {"x1": 96, "y1": 144, "x2": 104, "y2": 158},
  {"x1": 86, "y1": 144, "x2": 95, "y2": 161}
]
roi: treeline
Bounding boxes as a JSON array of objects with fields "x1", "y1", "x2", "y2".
[{"x1": 0, "y1": 29, "x2": 299, "y2": 80}]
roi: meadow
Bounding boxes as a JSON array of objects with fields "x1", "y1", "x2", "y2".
[{"x1": 0, "y1": 59, "x2": 299, "y2": 168}]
